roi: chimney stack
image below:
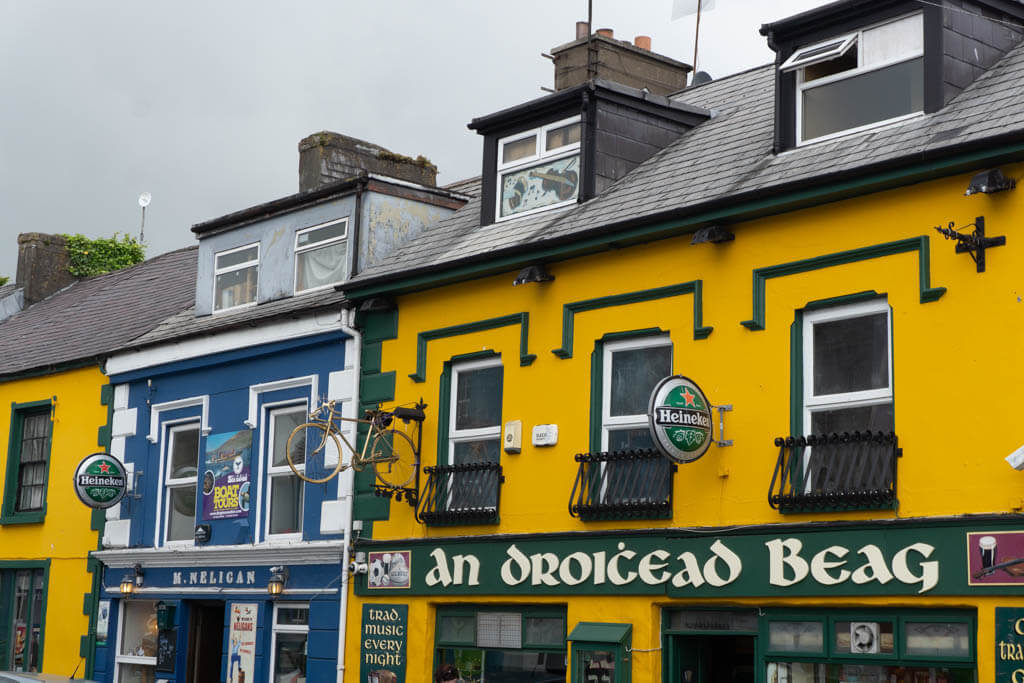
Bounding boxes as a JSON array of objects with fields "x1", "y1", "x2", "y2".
[
  {"x1": 298, "y1": 132, "x2": 438, "y2": 193},
  {"x1": 16, "y1": 233, "x2": 75, "y2": 306},
  {"x1": 550, "y1": 24, "x2": 691, "y2": 95}
]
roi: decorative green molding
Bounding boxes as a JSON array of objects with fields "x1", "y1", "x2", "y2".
[
  {"x1": 409, "y1": 313, "x2": 535, "y2": 383},
  {"x1": 552, "y1": 281, "x2": 711, "y2": 360},
  {"x1": 742, "y1": 236, "x2": 945, "y2": 331}
]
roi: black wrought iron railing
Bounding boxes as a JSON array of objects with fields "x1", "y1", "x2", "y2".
[
  {"x1": 569, "y1": 448, "x2": 675, "y2": 521},
  {"x1": 417, "y1": 462, "x2": 503, "y2": 526},
  {"x1": 768, "y1": 432, "x2": 900, "y2": 513}
]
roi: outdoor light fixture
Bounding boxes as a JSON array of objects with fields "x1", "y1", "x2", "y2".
[
  {"x1": 964, "y1": 168, "x2": 1015, "y2": 196},
  {"x1": 512, "y1": 264, "x2": 555, "y2": 286},
  {"x1": 267, "y1": 566, "x2": 289, "y2": 597},
  {"x1": 691, "y1": 225, "x2": 735, "y2": 244},
  {"x1": 120, "y1": 564, "x2": 144, "y2": 595},
  {"x1": 194, "y1": 523, "x2": 211, "y2": 544}
]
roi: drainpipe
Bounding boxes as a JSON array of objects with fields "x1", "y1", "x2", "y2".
[{"x1": 337, "y1": 305, "x2": 361, "y2": 683}]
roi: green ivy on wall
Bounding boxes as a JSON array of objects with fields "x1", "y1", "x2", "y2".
[
  {"x1": 0, "y1": 276, "x2": 8, "y2": 286},
  {"x1": 62, "y1": 234, "x2": 144, "y2": 278}
]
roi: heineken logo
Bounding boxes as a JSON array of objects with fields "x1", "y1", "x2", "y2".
[
  {"x1": 648, "y1": 375, "x2": 713, "y2": 463},
  {"x1": 73, "y1": 453, "x2": 127, "y2": 509}
]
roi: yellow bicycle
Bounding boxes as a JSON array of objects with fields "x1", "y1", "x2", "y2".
[{"x1": 285, "y1": 400, "x2": 420, "y2": 487}]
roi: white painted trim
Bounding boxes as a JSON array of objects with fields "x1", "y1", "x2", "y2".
[
  {"x1": 147, "y1": 395, "x2": 210, "y2": 443},
  {"x1": 270, "y1": 603, "x2": 310, "y2": 680},
  {"x1": 261, "y1": 402, "x2": 309, "y2": 543},
  {"x1": 107, "y1": 312, "x2": 345, "y2": 377},
  {"x1": 102, "y1": 586, "x2": 336, "y2": 596},
  {"x1": 245, "y1": 375, "x2": 318, "y2": 428},
  {"x1": 600, "y1": 335, "x2": 672, "y2": 451},
  {"x1": 93, "y1": 540, "x2": 345, "y2": 567}
]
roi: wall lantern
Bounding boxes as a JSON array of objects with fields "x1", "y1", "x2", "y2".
[
  {"x1": 267, "y1": 566, "x2": 289, "y2": 597},
  {"x1": 120, "y1": 564, "x2": 144, "y2": 596},
  {"x1": 194, "y1": 523, "x2": 211, "y2": 544},
  {"x1": 690, "y1": 224, "x2": 735, "y2": 244},
  {"x1": 964, "y1": 168, "x2": 1015, "y2": 196},
  {"x1": 512, "y1": 264, "x2": 555, "y2": 286}
]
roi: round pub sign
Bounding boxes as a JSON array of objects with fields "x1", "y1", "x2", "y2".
[
  {"x1": 648, "y1": 375, "x2": 714, "y2": 463},
  {"x1": 73, "y1": 453, "x2": 127, "y2": 509}
]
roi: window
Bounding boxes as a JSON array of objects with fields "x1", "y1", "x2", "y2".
[
  {"x1": 0, "y1": 567, "x2": 46, "y2": 672},
  {"x1": 164, "y1": 424, "x2": 200, "y2": 544},
  {"x1": 497, "y1": 116, "x2": 581, "y2": 220},
  {"x1": 114, "y1": 600, "x2": 157, "y2": 682},
  {"x1": 266, "y1": 406, "x2": 305, "y2": 538},
  {"x1": 1, "y1": 401, "x2": 53, "y2": 524},
  {"x1": 270, "y1": 604, "x2": 308, "y2": 683},
  {"x1": 784, "y1": 13, "x2": 923, "y2": 143},
  {"x1": 448, "y1": 358, "x2": 503, "y2": 511},
  {"x1": 294, "y1": 218, "x2": 348, "y2": 293},
  {"x1": 802, "y1": 300, "x2": 893, "y2": 435},
  {"x1": 436, "y1": 606, "x2": 566, "y2": 681},
  {"x1": 213, "y1": 243, "x2": 259, "y2": 312}
]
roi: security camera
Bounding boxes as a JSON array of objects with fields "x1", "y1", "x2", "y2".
[
  {"x1": 1006, "y1": 444, "x2": 1024, "y2": 471},
  {"x1": 348, "y1": 561, "x2": 368, "y2": 575}
]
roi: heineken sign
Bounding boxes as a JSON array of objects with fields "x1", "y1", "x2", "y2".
[
  {"x1": 73, "y1": 453, "x2": 127, "y2": 509},
  {"x1": 648, "y1": 375, "x2": 713, "y2": 463}
]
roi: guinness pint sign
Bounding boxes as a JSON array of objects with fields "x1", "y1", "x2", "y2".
[
  {"x1": 74, "y1": 453, "x2": 128, "y2": 509},
  {"x1": 648, "y1": 375, "x2": 713, "y2": 463}
]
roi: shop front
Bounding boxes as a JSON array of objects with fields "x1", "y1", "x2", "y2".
[
  {"x1": 91, "y1": 555, "x2": 343, "y2": 683},
  {"x1": 350, "y1": 517, "x2": 1024, "y2": 682}
]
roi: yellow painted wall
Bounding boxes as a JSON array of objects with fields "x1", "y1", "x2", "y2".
[
  {"x1": 0, "y1": 365, "x2": 106, "y2": 675},
  {"x1": 347, "y1": 165, "x2": 1024, "y2": 680}
]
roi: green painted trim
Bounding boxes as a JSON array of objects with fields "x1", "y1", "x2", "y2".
[
  {"x1": 803, "y1": 290, "x2": 882, "y2": 312},
  {"x1": 344, "y1": 142, "x2": 1024, "y2": 301},
  {"x1": 436, "y1": 363, "x2": 453, "y2": 468},
  {"x1": 0, "y1": 560, "x2": 50, "y2": 672},
  {"x1": 742, "y1": 236, "x2": 944, "y2": 331},
  {"x1": 0, "y1": 359, "x2": 98, "y2": 384},
  {"x1": 409, "y1": 313, "x2": 535, "y2": 383},
  {"x1": 553, "y1": 282, "x2": 710, "y2": 359},
  {"x1": 789, "y1": 316, "x2": 803, "y2": 439},
  {"x1": 0, "y1": 399, "x2": 55, "y2": 525}
]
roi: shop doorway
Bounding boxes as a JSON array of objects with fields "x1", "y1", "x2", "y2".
[
  {"x1": 668, "y1": 635, "x2": 755, "y2": 683},
  {"x1": 186, "y1": 602, "x2": 225, "y2": 683}
]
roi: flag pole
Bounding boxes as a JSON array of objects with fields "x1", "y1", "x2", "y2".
[{"x1": 692, "y1": 0, "x2": 702, "y2": 75}]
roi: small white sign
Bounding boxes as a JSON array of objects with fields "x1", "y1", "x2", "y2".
[
  {"x1": 850, "y1": 622, "x2": 879, "y2": 654},
  {"x1": 532, "y1": 424, "x2": 558, "y2": 447},
  {"x1": 96, "y1": 600, "x2": 110, "y2": 644}
]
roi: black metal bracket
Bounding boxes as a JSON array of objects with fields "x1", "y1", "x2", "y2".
[{"x1": 935, "y1": 215, "x2": 1005, "y2": 272}]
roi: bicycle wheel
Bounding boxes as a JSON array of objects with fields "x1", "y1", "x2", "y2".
[
  {"x1": 370, "y1": 428, "x2": 418, "y2": 489},
  {"x1": 286, "y1": 422, "x2": 344, "y2": 484}
]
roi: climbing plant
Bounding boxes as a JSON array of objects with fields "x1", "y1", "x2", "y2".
[{"x1": 62, "y1": 233, "x2": 145, "y2": 277}]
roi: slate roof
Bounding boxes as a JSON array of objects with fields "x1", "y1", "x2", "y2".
[
  {"x1": 442, "y1": 176, "x2": 481, "y2": 198},
  {"x1": 0, "y1": 246, "x2": 198, "y2": 378},
  {"x1": 0, "y1": 283, "x2": 18, "y2": 300},
  {"x1": 344, "y1": 39, "x2": 1024, "y2": 290},
  {"x1": 124, "y1": 288, "x2": 348, "y2": 350}
]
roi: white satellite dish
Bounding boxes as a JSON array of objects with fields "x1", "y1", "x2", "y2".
[{"x1": 138, "y1": 192, "x2": 152, "y2": 208}]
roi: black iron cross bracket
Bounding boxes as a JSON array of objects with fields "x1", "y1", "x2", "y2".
[{"x1": 934, "y1": 215, "x2": 1006, "y2": 272}]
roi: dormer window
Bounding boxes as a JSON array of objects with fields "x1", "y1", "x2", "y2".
[
  {"x1": 783, "y1": 13, "x2": 923, "y2": 144},
  {"x1": 294, "y1": 217, "x2": 348, "y2": 294},
  {"x1": 213, "y1": 243, "x2": 259, "y2": 312},
  {"x1": 497, "y1": 116, "x2": 581, "y2": 220}
]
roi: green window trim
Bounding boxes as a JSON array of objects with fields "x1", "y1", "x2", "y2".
[
  {"x1": 570, "y1": 623, "x2": 632, "y2": 683},
  {"x1": 409, "y1": 313, "x2": 534, "y2": 383},
  {"x1": 0, "y1": 559, "x2": 50, "y2": 672},
  {"x1": 436, "y1": 351, "x2": 502, "y2": 468},
  {"x1": 435, "y1": 604, "x2": 567, "y2": 649},
  {"x1": 1, "y1": 399, "x2": 55, "y2": 525}
]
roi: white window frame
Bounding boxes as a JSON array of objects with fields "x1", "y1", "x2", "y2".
[
  {"x1": 293, "y1": 217, "x2": 349, "y2": 294},
  {"x1": 213, "y1": 242, "x2": 260, "y2": 313},
  {"x1": 113, "y1": 599, "x2": 157, "y2": 683},
  {"x1": 801, "y1": 299, "x2": 893, "y2": 434},
  {"x1": 793, "y1": 12, "x2": 924, "y2": 145},
  {"x1": 162, "y1": 421, "x2": 200, "y2": 547},
  {"x1": 448, "y1": 357, "x2": 504, "y2": 464},
  {"x1": 600, "y1": 335, "x2": 672, "y2": 451},
  {"x1": 264, "y1": 403, "x2": 307, "y2": 542},
  {"x1": 268, "y1": 602, "x2": 309, "y2": 683},
  {"x1": 495, "y1": 115, "x2": 582, "y2": 222}
]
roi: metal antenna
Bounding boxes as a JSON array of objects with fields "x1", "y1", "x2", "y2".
[{"x1": 138, "y1": 192, "x2": 151, "y2": 243}]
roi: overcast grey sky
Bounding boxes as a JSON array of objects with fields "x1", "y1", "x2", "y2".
[{"x1": 0, "y1": 0, "x2": 829, "y2": 279}]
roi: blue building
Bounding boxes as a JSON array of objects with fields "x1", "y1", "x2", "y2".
[{"x1": 91, "y1": 133, "x2": 467, "y2": 683}]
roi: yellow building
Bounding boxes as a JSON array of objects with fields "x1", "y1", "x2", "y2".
[
  {"x1": 341, "y1": 4, "x2": 1024, "y2": 682},
  {"x1": 0, "y1": 236, "x2": 195, "y2": 678}
]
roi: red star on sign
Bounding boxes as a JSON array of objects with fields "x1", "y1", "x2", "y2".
[
  {"x1": 97, "y1": 462, "x2": 111, "y2": 474},
  {"x1": 681, "y1": 388, "x2": 696, "y2": 406}
]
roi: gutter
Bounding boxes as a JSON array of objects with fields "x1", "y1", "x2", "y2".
[{"x1": 337, "y1": 306, "x2": 361, "y2": 683}]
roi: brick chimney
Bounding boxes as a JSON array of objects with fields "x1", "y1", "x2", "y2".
[
  {"x1": 550, "y1": 27, "x2": 692, "y2": 95},
  {"x1": 16, "y1": 233, "x2": 75, "y2": 305},
  {"x1": 298, "y1": 132, "x2": 438, "y2": 192}
]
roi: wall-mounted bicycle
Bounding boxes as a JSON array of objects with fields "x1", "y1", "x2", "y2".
[{"x1": 286, "y1": 399, "x2": 424, "y2": 489}]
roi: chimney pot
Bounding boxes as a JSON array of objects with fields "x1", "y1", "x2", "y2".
[
  {"x1": 596, "y1": 28, "x2": 614, "y2": 38},
  {"x1": 575, "y1": 21, "x2": 589, "y2": 40},
  {"x1": 634, "y1": 35, "x2": 652, "y2": 51}
]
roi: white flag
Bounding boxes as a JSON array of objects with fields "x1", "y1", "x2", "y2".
[{"x1": 672, "y1": 0, "x2": 715, "y2": 20}]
